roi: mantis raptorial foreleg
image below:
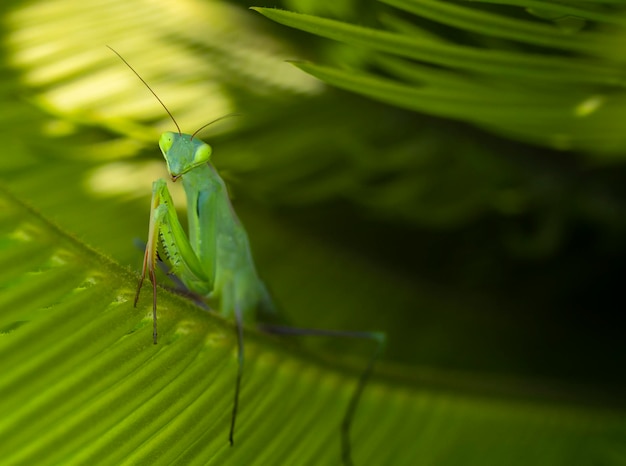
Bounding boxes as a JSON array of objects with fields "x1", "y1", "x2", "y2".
[
  {"x1": 134, "y1": 179, "x2": 211, "y2": 342},
  {"x1": 134, "y1": 176, "x2": 247, "y2": 445}
]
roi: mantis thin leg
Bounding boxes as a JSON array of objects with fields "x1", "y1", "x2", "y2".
[
  {"x1": 258, "y1": 325, "x2": 386, "y2": 466},
  {"x1": 230, "y1": 304, "x2": 245, "y2": 446}
]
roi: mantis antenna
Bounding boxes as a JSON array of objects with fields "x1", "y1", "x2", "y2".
[
  {"x1": 191, "y1": 113, "x2": 241, "y2": 140},
  {"x1": 107, "y1": 45, "x2": 182, "y2": 135}
]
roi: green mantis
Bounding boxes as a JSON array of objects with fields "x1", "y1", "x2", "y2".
[{"x1": 110, "y1": 47, "x2": 384, "y2": 466}]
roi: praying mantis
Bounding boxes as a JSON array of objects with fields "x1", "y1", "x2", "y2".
[{"x1": 109, "y1": 47, "x2": 385, "y2": 465}]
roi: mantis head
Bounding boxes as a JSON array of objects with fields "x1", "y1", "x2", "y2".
[{"x1": 159, "y1": 132, "x2": 212, "y2": 181}]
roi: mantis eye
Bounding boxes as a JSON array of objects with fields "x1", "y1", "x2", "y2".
[
  {"x1": 193, "y1": 143, "x2": 212, "y2": 165},
  {"x1": 159, "y1": 132, "x2": 175, "y2": 155}
]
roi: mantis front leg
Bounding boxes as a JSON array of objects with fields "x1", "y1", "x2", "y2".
[
  {"x1": 133, "y1": 177, "x2": 249, "y2": 445},
  {"x1": 134, "y1": 178, "x2": 211, "y2": 344}
]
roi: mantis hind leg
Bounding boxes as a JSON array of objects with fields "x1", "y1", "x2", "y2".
[
  {"x1": 230, "y1": 303, "x2": 245, "y2": 446},
  {"x1": 258, "y1": 324, "x2": 386, "y2": 466}
]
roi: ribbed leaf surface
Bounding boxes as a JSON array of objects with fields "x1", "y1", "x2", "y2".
[{"x1": 1, "y1": 186, "x2": 624, "y2": 465}]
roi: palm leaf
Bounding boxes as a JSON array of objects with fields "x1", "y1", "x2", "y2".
[
  {"x1": 1, "y1": 186, "x2": 624, "y2": 464},
  {"x1": 253, "y1": 3, "x2": 626, "y2": 154}
]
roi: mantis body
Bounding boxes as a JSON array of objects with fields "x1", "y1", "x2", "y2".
[{"x1": 111, "y1": 47, "x2": 383, "y2": 466}]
